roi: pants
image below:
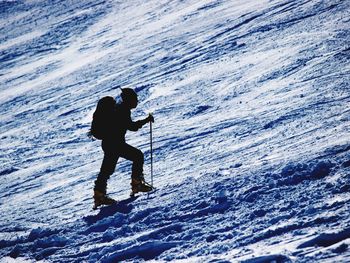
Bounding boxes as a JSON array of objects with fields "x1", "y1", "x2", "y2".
[{"x1": 94, "y1": 140, "x2": 144, "y2": 194}]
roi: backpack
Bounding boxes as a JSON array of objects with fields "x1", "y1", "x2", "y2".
[{"x1": 90, "y1": 96, "x2": 116, "y2": 140}]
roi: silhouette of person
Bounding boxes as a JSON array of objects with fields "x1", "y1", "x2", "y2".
[{"x1": 93, "y1": 88, "x2": 154, "y2": 208}]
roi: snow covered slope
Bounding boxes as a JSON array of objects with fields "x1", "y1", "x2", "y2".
[{"x1": 1, "y1": 0, "x2": 349, "y2": 262}]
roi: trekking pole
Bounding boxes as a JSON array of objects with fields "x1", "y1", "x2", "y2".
[{"x1": 150, "y1": 114, "x2": 153, "y2": 187}]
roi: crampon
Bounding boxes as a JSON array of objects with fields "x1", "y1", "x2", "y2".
[{"x1": 130, "y1": 178, "x2": 154, "y2": 197}]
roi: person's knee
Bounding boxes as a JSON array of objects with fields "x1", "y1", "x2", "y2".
[
  {"x1": 99, "y1": 170, "x2": 113, "y2": 179},
  {"x1": 135, "y1": 149, "x2": 144, "y2": 162},
  {"x1": 100, "y1": 165, "x2": 115, "y2": 176}
]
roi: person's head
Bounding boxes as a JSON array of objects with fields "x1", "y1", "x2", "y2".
[{"x1": 121, "y1": 88, "x2": 138, "y2": 109}]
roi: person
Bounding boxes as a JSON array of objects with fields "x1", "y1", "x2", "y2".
[{"x1": 93, "y1": 88, "x2": 154, "y2": 208}]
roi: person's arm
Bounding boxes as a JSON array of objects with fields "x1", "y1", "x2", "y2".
[{"x1": 128, "y1": 114, "x2": 154, "y2": 131}]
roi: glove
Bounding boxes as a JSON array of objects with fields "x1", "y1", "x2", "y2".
[{"x1": 147, "y1": 113, "x2": 154, "y2": 123}]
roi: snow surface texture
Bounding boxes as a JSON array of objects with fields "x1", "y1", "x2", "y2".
[{"x1": 0, "y1": 0, "x2": 350, "y2": 262}]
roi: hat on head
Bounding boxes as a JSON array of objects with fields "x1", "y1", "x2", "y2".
[{"x1": 120, "y1": 88, "x2": 137, "y2": 102}]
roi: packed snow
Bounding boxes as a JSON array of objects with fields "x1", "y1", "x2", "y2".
[{"x1": 0, "y1": 0, "x2": 349, "y2": 262}]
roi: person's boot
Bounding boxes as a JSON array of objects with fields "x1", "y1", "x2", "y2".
[
  {"x1": 93, "y1": 190, "x2": 116, "y2": 209},
  {"x1": 130, "y1": 177, "x2": 153, "y2": 196}
]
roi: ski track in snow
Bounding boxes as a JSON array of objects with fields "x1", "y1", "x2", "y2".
[{"x1": 0, "y1": 0, "x2": 350, "y2": 262}]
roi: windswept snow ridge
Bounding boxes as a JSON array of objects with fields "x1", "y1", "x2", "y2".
[{"x1": 1, "y1": 0, "x2": 349, "y2": 262}]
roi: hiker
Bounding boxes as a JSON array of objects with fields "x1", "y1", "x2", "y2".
[{"x1": 92, "y1": 88, "x2": 154, "y2": 208}]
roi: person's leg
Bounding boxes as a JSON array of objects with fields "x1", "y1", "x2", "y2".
[
  {"x1": 119, "y1": 143, "x2": 152, "y2": 194},
  {"x1": 118, "y1": 143, "x2": 144, "y2": 180},
  {"x1": 94, "y1": 151, "x2": 119, "y2": 194}
]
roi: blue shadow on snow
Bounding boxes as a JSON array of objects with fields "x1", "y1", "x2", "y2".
[{"x1": 84, "y1": 196, "x2": 139, "y2": 225}]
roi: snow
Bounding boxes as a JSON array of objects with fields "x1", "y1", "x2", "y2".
[{"x1": 1, "y1": 0, "x2": 350, "y2": 262}]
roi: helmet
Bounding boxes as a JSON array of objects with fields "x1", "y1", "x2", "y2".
[{"x1": 121, "y1": 88, "x2": 137, "y2": 102}]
